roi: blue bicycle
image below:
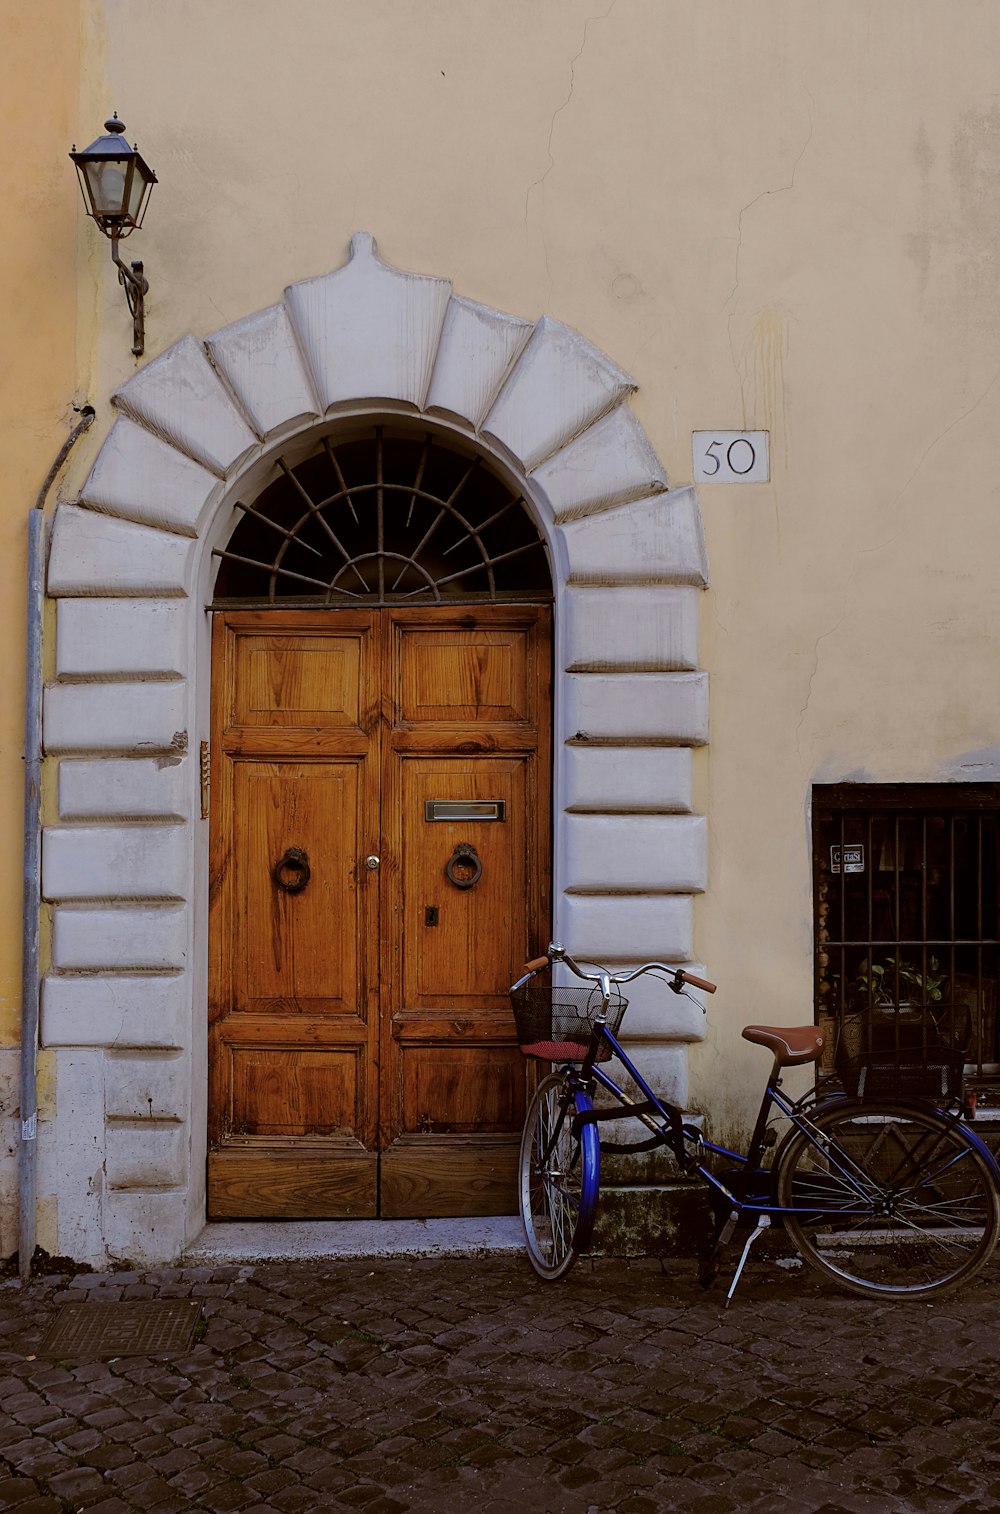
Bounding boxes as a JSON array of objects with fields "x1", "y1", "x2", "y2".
[{"x1": 512, "y1": 944, "x2": 1000, "y2": 1301}]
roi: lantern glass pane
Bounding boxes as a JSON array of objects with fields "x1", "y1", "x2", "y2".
[
  {"x1": 126, "y1": 166, "x2": 150, "y2": 224},
  {"x1": 88, "y1": 158, "x2": 128, "y2": 217}
]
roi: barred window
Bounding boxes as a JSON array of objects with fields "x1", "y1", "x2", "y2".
[{"x1": 813, "y1": 785, "x2": 1000, "y2": 1083}]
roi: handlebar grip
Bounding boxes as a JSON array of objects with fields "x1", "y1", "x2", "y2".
[
  {"x1": 678, "y1": 970, "x2": 717, "y2": 993},
  {"x1": 522, "y1": 956, "x2": 549, "y2": 973}
]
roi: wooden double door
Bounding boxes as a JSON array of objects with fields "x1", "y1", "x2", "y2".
[{"x1": 207, "y1": 605, "x2": 550, "y2": 1218}]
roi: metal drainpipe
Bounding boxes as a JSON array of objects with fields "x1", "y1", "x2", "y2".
[{"x1": 19, "y1": 406, "x2": 95, "y2": 1281}]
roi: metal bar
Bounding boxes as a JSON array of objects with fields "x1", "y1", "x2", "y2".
[
  {"x1": 231, "y1": 498, "x2": 323, "y2": 557},
  {"x1": 400, "y1": 537, "x2": 544, "y2": 595},
  {"x1": 322, "y1": 436, "x2": 360, "y2": 523},
  {"x1": 276, "y1": 459, "x2": 369, "y2": 594},
  {"x1": 211, "y1": 548, "x2": 341, "y2": 594},
  {"x1": 405, "y1": 434, "x2": 432, "y2": 529}
]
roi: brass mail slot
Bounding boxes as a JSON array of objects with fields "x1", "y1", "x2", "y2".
[{"x1": 424, "y1": 800, "x2": 506, "y2": 822}]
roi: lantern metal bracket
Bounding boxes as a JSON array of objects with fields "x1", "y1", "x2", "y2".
[{"x1": 111, "y1": 234, "x2": 147, "y2": 357}]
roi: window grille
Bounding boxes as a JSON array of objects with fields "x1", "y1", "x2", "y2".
[
  {"x1": 814, "y1": 785, "x2": 1000, "y2": 1084},
  {"x1": 211, "y1": 424, "x2": 551, "y2": 606}
]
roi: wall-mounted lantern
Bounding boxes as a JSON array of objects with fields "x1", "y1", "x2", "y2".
[{"x1": 69, "y1": 113, "x2": 157, "y2": 357}]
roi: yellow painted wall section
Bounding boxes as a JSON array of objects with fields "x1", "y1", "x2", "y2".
[
  {"x1": 0, "y1": 7, "x2": 81, "y2": 1049},
  {"x1": 50, "y1": 0, "x2": 1000, "y2": 1143}
]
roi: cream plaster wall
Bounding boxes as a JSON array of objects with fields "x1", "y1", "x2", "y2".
[
  {"x1": 0, "y1": 5, "x2": 82, "y2": 1254},
  {"x1": 50, "y1": 0, "x2": 1000, "y2": 1159}
]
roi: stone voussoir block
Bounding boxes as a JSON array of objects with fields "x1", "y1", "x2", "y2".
[
  {"x1": 78, "y1": 415, "x2": 221, "y2": 537},
  {"x1": 113, "y1": 333, "x2": 260, "y2": 476},
  {"x1": 285, "y1": 231, "x2": 452, "y2": 412},
  {"x1": 562, "y1": 485, "x2": 709, "y2": 587},
  {"x1": 47, "y1": 504, "x2": 193, "y2": 598}
]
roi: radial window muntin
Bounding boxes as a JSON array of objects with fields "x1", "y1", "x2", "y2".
[{"x1": 211, "y1": 422, "x2": 552, "y2": 606}]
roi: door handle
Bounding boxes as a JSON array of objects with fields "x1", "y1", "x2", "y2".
[
  {"x1": 273, "y1": 846, "x2": 311, "y2": 893},
  {"x1": 365, "y1": 855, "x2": 380, "y2": 871},
  {"x1": 445, "y1": 842, "x2": 483, "y2": 890}
]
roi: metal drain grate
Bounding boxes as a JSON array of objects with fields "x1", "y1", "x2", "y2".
[{"x1": 39, "y1": 1300, "x2": 202, "y2": 1358}]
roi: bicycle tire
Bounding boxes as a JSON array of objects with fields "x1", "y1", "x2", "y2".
[
  {"x1": 518, "y1": 1072, "x2": 600, "y2": 1280},
  {"x1": 775, "y1": 1098, "x2": 1000, "y2": 1300}
]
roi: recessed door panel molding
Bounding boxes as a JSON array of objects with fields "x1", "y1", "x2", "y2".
[{"x1": 209, "y1": 604, "x2": 551, "y2": 1219}]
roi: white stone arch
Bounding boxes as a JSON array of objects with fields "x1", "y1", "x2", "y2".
[{"x1": 40, "y1": 233, "x2": 710, "y2": 1265}]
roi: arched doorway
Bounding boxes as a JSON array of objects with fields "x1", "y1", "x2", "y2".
[
  {"x1": 42, "y1": 231, "x2": 709, "y2": 1266},
  {"x1": 207, "y1": 423, "x2": 553, "y2": 1217}
]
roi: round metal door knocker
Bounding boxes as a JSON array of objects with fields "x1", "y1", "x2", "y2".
[
  {"x1": 273, "y1": 846, "x2": 311, "y2": 893},
  {"x1": 445, "y1": 842, "x2": 483, "y2": 890}
]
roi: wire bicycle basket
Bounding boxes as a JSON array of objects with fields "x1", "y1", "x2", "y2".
[
  {"x1": 834, "y1": 1004, "x2": 969, "y2": 1103},
  {"x1": 510, "y1": 981, "x2": 627, "y2": 1063}
]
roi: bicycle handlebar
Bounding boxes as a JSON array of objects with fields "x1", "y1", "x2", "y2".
[{"x1": 519, "y1": 944, "x2": 716, "y2": 995}]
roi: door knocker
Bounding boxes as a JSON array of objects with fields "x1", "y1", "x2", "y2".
[
  {"x1": 445, "y1": 842, "x2": 483, "y2": 890},
  {"x1": 273, "y1": 846, "x2": 311, "y2": 894}
]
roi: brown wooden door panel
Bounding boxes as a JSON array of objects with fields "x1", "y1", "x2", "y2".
[
  {"x1": 398, "y1": 758, "x2": 528, "y2": 1008},
  {"x1": 209, "y1": 604, "x2": 550, "y2": 1220},
  {"x1": 231, "y1": 760, "x2": 366, "y2": 1013}
]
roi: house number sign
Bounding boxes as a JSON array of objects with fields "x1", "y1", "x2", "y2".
[{"x1": 693, "y1": 431, "x2": 769, "y2": 483}]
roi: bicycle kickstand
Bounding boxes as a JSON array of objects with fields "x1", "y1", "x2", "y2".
[{"x1": 725, "y1": 1214, "x2": 771, "y2": 1308}]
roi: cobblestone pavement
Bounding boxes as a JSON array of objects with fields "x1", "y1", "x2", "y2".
[{"x1": 2, "y1": 1249, "x2": 1000, "y2": 1514}]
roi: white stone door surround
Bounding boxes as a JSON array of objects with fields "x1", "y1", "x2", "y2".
[{"x1": 40, "y1": 233, "x2": 710, "y2": 1265}]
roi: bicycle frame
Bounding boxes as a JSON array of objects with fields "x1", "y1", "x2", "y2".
[{"x1": 563, "y1": 1017, "x2": 1000, "y2": 1228}]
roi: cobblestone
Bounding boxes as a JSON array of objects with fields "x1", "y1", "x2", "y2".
[{"x1": 1, "y1": 1252, "x2": 1000, "y2": 1508}]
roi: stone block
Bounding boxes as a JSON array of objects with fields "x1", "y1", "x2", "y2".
[
  {"x1": 44, "y1": 681, "x2": 188, "y2": 755},
  {"x1": 561, "y1": 485, "x2": 709, "y2": 587},
  {"x1": 106, "y1": 1121, "x2": 186, "y2": 1189},
  {"x1": 559, "y1": 893, "x2": 692, "y2": 963},
  {"x1": 58, "y1": 757, "x2": 189, "y2": 821},
  {"x1": 56, "y1": 600, "x2": 186, "y2": 678},
  {"x1": 78, "y1": 417, "x2": 220, "y2": 536},
  {"x1": 113, "y1": 334, "x2": 259, "y2": 476},
  {"x1": 483, "y1": 316, "x2": 635, "y2": 473},
  {"x1": 104, "y1": 1189, "x2": 189, "y2": 1266},
  {"x1": 609, "y1": 964, "x2": 710, "y2": 1041},
  {"x1": 51, "y1": 905, "x2": 187, "y2": 972},
  {"x1": 104, "y1": 1052, "x2": 186, "y2": 1120},
  {"x1": 42, "y1": 973, "x2": 187, "y2": 1049},
  {"x1": 561, "y1": 585, "x2": 699, "y2": 671},
  {"x1": 531, "y1": 404, "x2": 668, "y2": 521},
  {"x1": 43, "y1": 824, "x2": 188, "y2": 902},
  {"x1": 47, "y1": 505, "x2": 192, "y2": 597},
  {"x1": 35, "y1": 1048, "x2": 106, "y2": 1264},
  {"x1": 562, "y1": 746, "x2": 693, "y2": 813},
  {"x1": 206, "y1": 302, "x2": 321, "y2": 440},
  {"x1": 562, "y1": 671, "x2": 709, "y2": 745},
  {"x1": 561, "y1": 813, "x2": 707, "y2": 893},
  {"x1": 425, "y1": 295, "x2": 533, "y2": 427},
  {"x1": 285, "y1": 232, "x2": 451, "y2": 411}
]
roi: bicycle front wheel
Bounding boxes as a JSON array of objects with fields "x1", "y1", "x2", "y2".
[
  {"x1": 519, "y1": 1072, "x2": 600, "y2": 1280},
  {"x1": 776, "y1": 1099, "x2": 1000, "y2": 1299}
]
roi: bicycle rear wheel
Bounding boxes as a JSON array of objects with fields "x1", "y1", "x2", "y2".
[
  {"x1": 519, "y1": 1072, "x2": 600, "y2": 1280},
  {"x1": 776, "y1": 1099, "x2": 1000, "y2": 1299}
]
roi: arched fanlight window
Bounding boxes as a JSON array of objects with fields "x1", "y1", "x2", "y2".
[{"x1": 212, "y1": 423, "x2": 551, "y2": 605}]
